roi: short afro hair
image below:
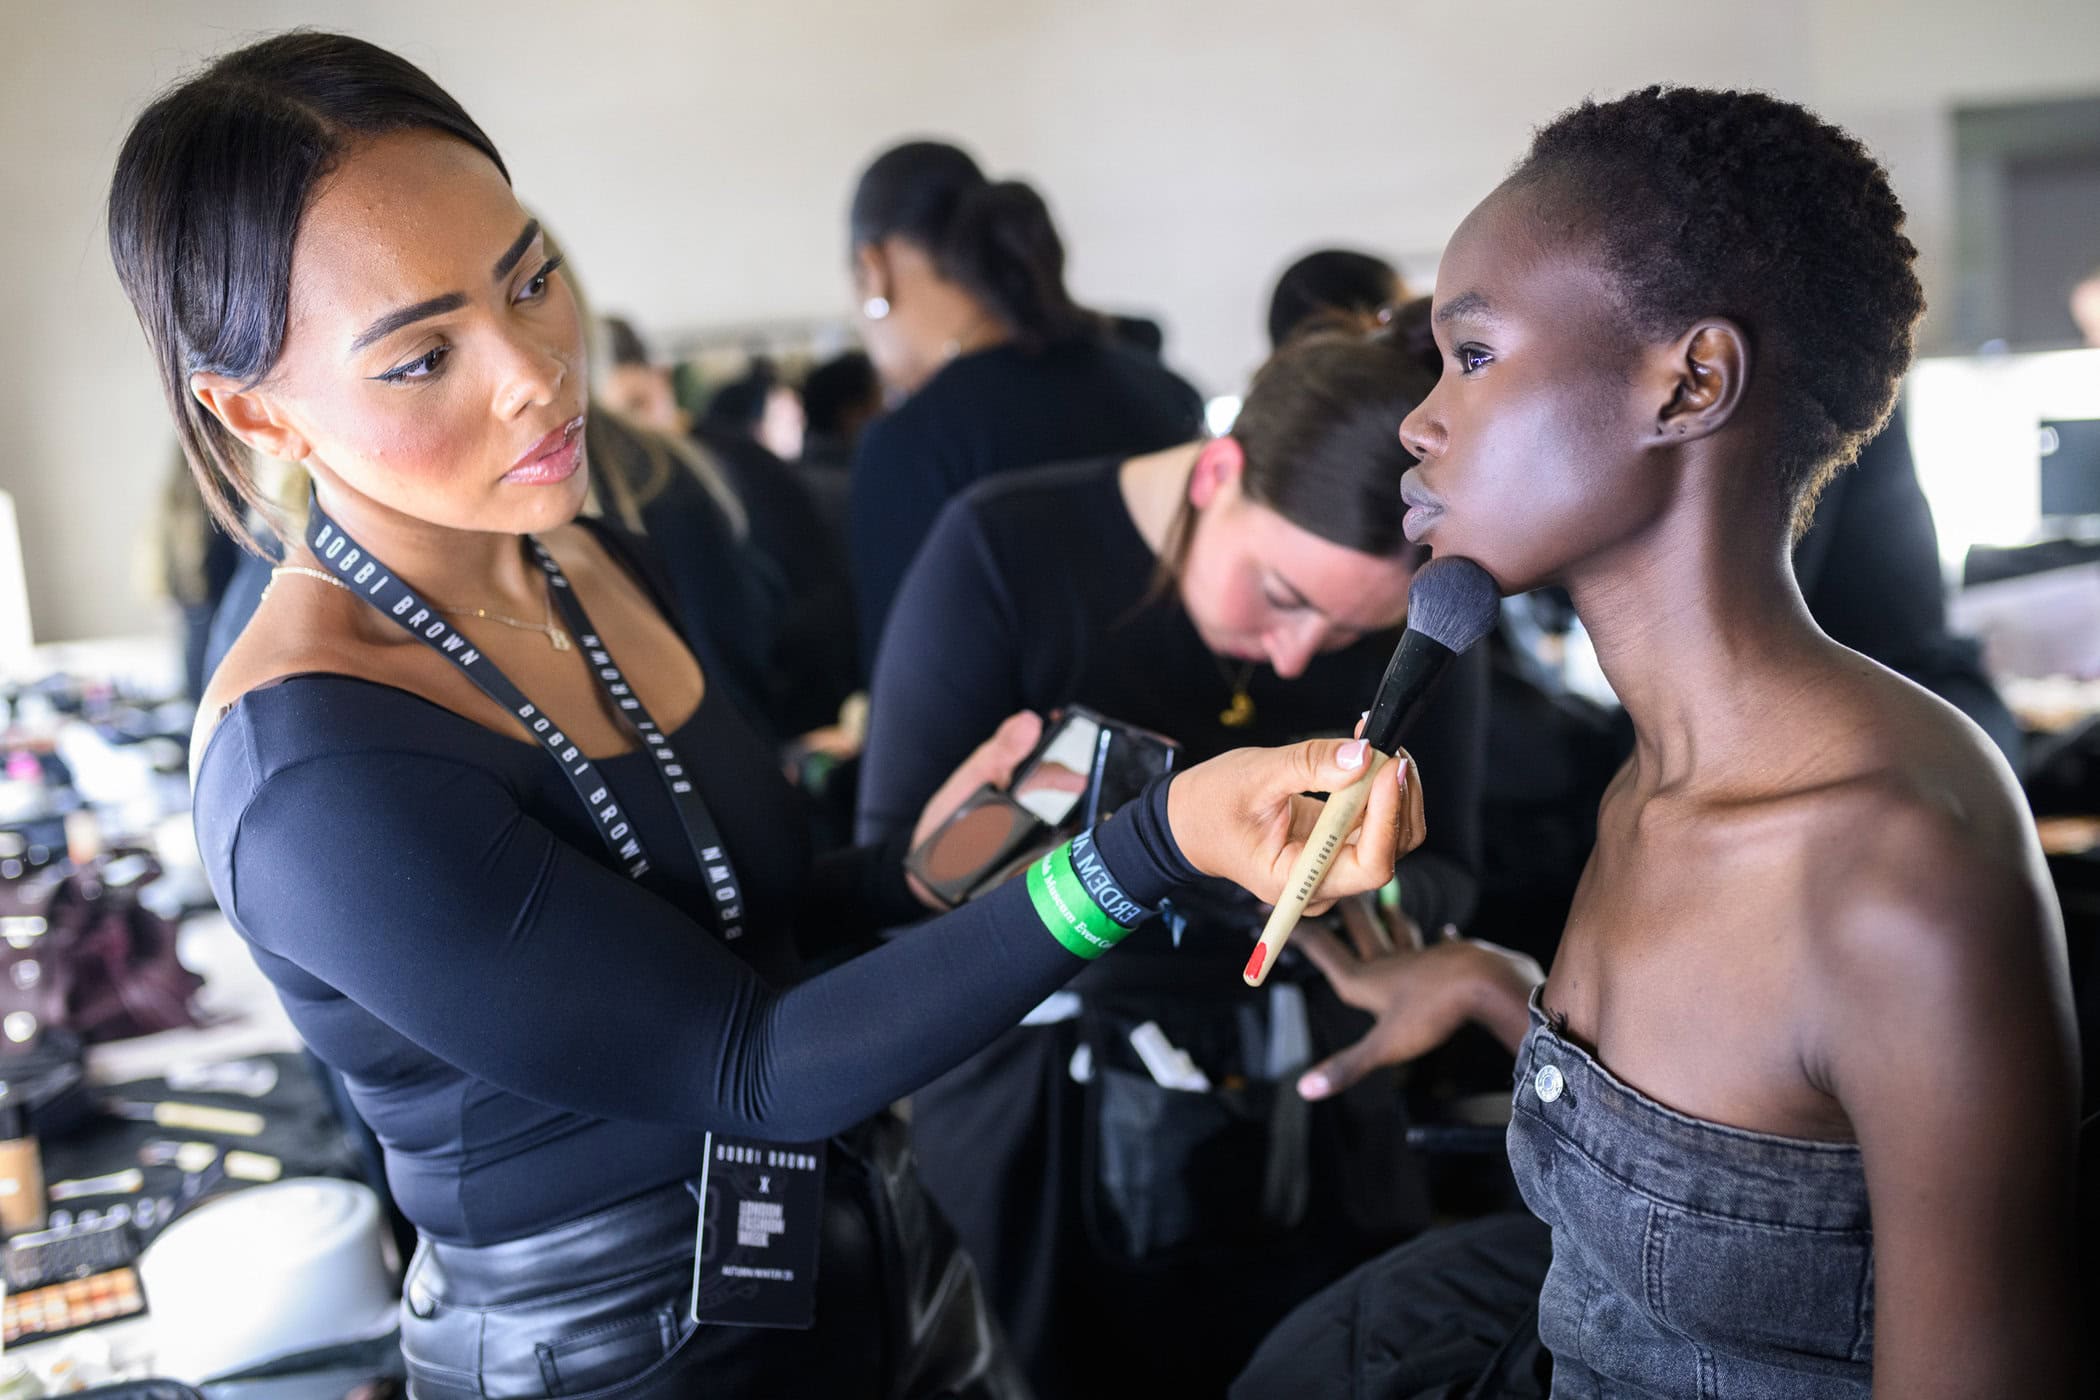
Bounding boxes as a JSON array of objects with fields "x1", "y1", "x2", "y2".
[{"x1": 1512, "y1": 86, "x2": 1924, "y2": 534}]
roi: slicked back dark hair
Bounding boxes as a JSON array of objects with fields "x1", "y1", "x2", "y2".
[
  {"x1": 1146, "y1": 329, "x2": 1436, "y2": 606},
  {"x1": 108, "y1": 31, "x2": 508, "y2": 551},
  {"x1": 1232, "y1": 330, "x2": 1437, "y2": 558},
  {"x1": 1512, "y1": 86, "x2": 1924, "y2": 534}
]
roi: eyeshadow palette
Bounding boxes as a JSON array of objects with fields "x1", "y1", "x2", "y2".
[
  {"x1": 3, "y1": 1267, "x2": 148, "y2": 1345},
  {"x1": 905, "y1": 708, "x2": 1179, "y2": 908}
]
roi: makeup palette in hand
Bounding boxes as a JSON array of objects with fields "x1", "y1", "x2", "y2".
[{"x1": 906, "y1": 709, "x2": 1177, "y2": 909}]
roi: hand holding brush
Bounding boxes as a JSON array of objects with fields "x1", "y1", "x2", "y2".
[{"x1": 1245, "y1": 557, "x2": 1499, "y2": 986}]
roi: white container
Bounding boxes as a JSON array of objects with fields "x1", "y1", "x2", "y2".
[{"x1": 139, "y1": 1179, "x2": 399, "y2": 1381}]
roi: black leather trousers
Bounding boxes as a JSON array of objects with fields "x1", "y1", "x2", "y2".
[{"x1": 400, "y1": 1114, "x2": 1029, "y2": 1400}]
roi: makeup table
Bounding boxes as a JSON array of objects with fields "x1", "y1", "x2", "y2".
[{"x1": 2, "y1": 913, "x2": 361, "y2": 1387}]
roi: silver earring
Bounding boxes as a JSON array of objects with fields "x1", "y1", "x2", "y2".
[{"x1": 862, "y1": 296, "x2": 890, "y2": 321}]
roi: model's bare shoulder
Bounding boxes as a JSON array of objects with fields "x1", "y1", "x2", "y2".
[
  {"x1": 1791, "y1": 713, "x2": 2068, "y2": 1074},
  {"x1": 1830, "y1": 644, "x2": 2021, "y2": 794},
  {"x1": 1791, "y1": 699, "x2": 2081, "y2": 1400}
]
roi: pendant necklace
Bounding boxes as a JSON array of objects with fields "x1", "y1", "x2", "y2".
[
  {"x1": 268, "y1": 558, "x2": 573, "y2": 651},
  {"x1": 1217, "y1": 658, "x2": 1259, "y2": 729},
  {"x1": 434, "y1": 591, "x2": 573, "y2": 652}
]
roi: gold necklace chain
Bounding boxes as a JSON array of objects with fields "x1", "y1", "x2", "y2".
[
  {"x1": 434, "y1": 597, "x2": 572, "y2": 652},
  {"x1": 266, "y1": 564, "x2": 572, "y2": 652}
]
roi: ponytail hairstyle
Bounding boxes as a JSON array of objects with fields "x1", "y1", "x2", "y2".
[
  {"x1": 107, "y1": 31, "x2": 508, "y2": 553},
  {"x1": 1145, "y1": 328, "x2": 1437, "y2": 606},
  {"x1": 1267, "y1": 248, "x2": 1406, "y2": 349},
  {"x1": 850, "y1": 140, "x2": 1099, "y2": 350}
]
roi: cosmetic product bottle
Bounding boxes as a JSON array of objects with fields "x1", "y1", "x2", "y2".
[{"x1": 0, "y1": 1087, "x2": 45, "y2": 1236}]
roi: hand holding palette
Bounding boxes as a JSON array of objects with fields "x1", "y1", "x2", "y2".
[{"x1": 906, "y1": 708, "x2": 1178, "y2": 909}]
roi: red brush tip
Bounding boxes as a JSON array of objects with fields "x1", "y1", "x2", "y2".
[{"x1": 1244, "y1": 945, "x2": 1268, "y2": 982}]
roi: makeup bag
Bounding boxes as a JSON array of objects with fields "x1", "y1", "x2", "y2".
[
  {"x1": 1075, "y1": 957, "x2": 1427, "y2": 1269},
  {"x1": 0, "y1": 850, "x2": 203, "y2": 1054},
  {"x1": 1076, "y1": 988, "x2": 1309, "y2": 1265}
]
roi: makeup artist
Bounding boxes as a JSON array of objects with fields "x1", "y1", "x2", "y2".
[
  {"x1": 109, "y1": 34, "x2": 1418, "y2": 1400},
  {"x1": 845, "y1": 140, "x2": 1204, "y2": 671},
  {"x1": 857, "y1": 330, "x2": 1487, "y2": 1398}
]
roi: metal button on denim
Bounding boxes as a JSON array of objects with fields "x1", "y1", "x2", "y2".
[{"x1": 1534, "y1": 1064, "x2": 1564, "y2": 1103}]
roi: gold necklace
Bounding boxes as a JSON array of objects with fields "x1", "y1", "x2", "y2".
[
  {"x1": 1217, "y1": 659, "x2": 1259, "y2": 729},
  {"x1": 435, "y1": 593, "x2": 572, "y2": 652},
  {"x1": 267, "y1": 566, "x2": 572, "y2": 651}
]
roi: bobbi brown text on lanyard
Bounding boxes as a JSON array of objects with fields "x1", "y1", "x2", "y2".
[{"x1": 302, "y1": 500, "x2": 827, "y2": 1328}]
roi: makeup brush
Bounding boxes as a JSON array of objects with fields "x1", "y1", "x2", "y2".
[{"x1": 1244, "y1": 557, "x2": 1500, "y2": 987}]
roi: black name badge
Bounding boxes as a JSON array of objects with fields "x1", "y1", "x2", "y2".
[{"x1": 688, "y1": 1134, "x2": 826, "y2": 1330}]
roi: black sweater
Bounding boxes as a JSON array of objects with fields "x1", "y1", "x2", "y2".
[
  {"x1": 859, "y1": 455, "x2": 1487, "y2": 963},
  {"x1": 848, "y1": 339, "x2": 1202, "y2": 671}
]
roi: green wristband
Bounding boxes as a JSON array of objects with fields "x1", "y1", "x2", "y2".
[{"x1": 1026, "y1": 836, "x2": 1137, "y2": 960}]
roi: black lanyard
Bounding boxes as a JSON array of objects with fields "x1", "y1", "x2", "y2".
[{"x1": 304, "y1": 502, "x2": 746, "y2": 943}]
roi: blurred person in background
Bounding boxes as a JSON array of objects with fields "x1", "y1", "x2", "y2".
[
  {"x1": 846, "y1": 139, "x2": 1203, "y2": 671},
  {"x1": 1105, "y1": 312, "x2": 1168, "y2": 357},
  {"x1": 600, "y1": 313, "x2": 686, "y2": 433},
  {"x1": 702, "y1": 356, "x2": 807, "y2": 464},
  {"x1": 800, "y1": 350, "x2": 884, "y2": 471},
  {"x1": 692, "y1": 356, "x2": 860, "y2": 743},
  {"x1": 796, "y1": 350, "x2": 882, "y2": 545},
  {"x1": 1267, "y1": 247, "x2": 1408, "y2": 348}
]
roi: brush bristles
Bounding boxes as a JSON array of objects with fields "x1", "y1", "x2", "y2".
[{"x1": 1407, "y1": 557, "x2": 1500, "y2": 652}]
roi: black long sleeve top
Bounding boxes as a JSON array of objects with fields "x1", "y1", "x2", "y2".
[
  {"x1": 858, "y1": 456, "x2": 1488, "y2": 969},
  {"x1": 848, "y1": 339, "x2": 1203, "y2": 673},
  {"x1": 193, "y1": 553, "x2": 1198, "y2": 1246}
]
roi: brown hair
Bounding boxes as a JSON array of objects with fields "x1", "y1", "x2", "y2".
[{"x1": 1147, "y1": 329, "x2": 1436, "y2": 603}]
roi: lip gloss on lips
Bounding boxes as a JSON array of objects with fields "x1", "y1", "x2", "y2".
[{"x1": 502, "y1": 415, "x2": 585, "y2": 485}]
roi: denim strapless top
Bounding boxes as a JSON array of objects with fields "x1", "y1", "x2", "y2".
[{"x1": 1507, "y1": 991, "x2": 1872, "y2": 1399}]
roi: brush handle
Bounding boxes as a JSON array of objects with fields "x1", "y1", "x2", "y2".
[
  {"x1": 151, "y1": 1102, "x2": 265, "y2": 1137},
  {"x1": 1244, "y1": 752, "x2": 1392, "y2": 987}
]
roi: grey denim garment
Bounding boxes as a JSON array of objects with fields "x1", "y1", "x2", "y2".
[{"x1": 1507, "y1": 991, "x2": 1873, "y2": 1399}]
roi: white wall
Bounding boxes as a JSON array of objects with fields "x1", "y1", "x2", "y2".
[{"x1": 4, "y1": 0, "x2": 2099, "y2": 642}]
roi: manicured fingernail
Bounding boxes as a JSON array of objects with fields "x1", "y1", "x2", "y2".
[
  {"x1": 1359, "y1": 710, "x2": 1370, "y2": 724},
  {"x1": 1298, "y1": 1072, "x2": 1330, "y2": 1100},
  {"x1": 1338, "y1": 739, "x2": 1367, "y2": 770}
]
